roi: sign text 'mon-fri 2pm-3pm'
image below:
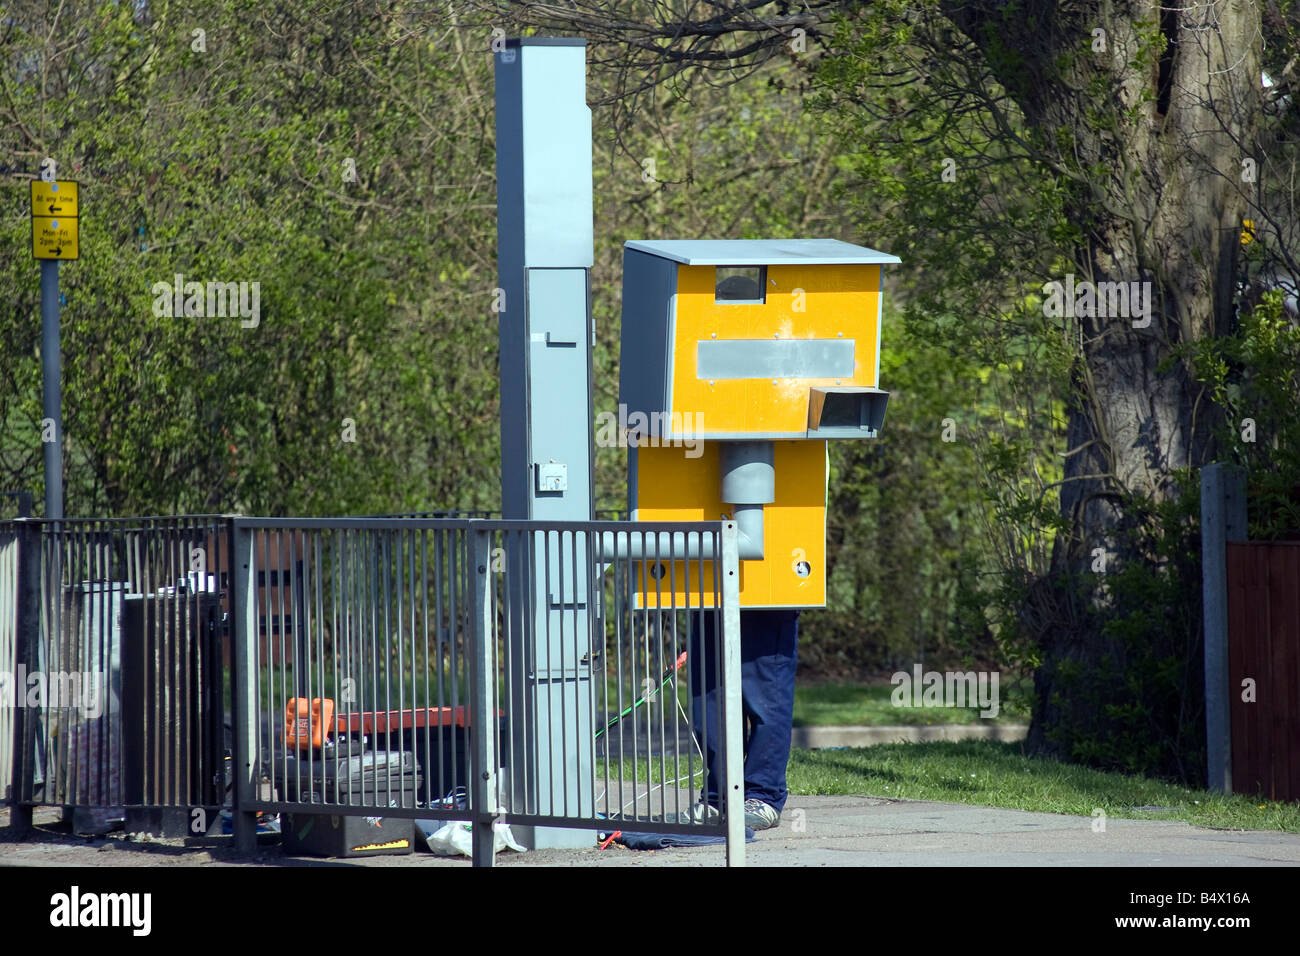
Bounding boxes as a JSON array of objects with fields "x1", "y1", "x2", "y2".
[{"x1": 31, "y1": 180, "x2": 79, "y2": 260}]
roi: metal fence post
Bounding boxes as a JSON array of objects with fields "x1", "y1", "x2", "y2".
[
  {"x1": 8, "y1": 519, "x2": 40, "y2": 830},
  {"x1": 719, "y1": 520, "x2": 745, "y2": 867},
  {"x1": 230, "y1": 519, "x2": 259, "y2": 852},
  {"x1": 469, "y1": 524, "x2": 498, "y2": 867},
  {"x1": 1201, "y1": 463, "x2": 1247, "y2": 794}
]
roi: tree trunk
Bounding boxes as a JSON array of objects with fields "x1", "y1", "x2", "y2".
[{"x1": 945, "y1": 1, "x2": 1260, "y2": 775}]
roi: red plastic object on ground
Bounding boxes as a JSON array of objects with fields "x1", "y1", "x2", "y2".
[{"x1": 332, "y1": 706, "x2": 498, "y2": 734}]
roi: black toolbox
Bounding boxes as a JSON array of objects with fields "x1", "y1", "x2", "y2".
[
  {"x1": 275, "y1": 749, "x2": 422, "y2": 858},
  {"x1": 373, "y1": 718, "x2": 510, "y2": 806}
]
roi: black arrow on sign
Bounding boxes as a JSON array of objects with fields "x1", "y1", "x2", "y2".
[
  {"x1": 48, "y1": 203, "x2": 61, "y2": 214},
  {"x1": 52, "y1": 246, "x2": 62, "y2": 256}
]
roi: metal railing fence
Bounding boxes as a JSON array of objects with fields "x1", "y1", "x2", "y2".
[
  {"x1": 1, "y1": 516, "x2": 228, "y2": 818},
  {"x1": 227, "y1": 516, "x2": 743, "y2": 865},
  {"x1": 3, "y1": 515, "x2": 743, "y2": 866}
]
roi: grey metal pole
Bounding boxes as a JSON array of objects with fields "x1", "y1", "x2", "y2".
[
  {"x1": 231, "y1": 519, "x2": 260, "y2": 853},
  {"x1": 470, "y1": 525, "x2": 498, "y2": 868},
  {"x1": 39, "y1": 258, "x2": 63, "y2": 520},
  {"x1": 1201, "y1": 463, "x2": 1247, "y2": 793},
  {"x1": 8, "y1": 520, "x2": 40, "y2": 832},
  {"x1": 719, "y1": 520, "x2": 745, "y2": 867}
]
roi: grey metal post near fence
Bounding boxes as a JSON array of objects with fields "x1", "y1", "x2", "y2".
[
  {"x1": 719, "y1": 521, "x2": 745, "y2": 866},
  {"x1": 6, "y1": 520, "x2": 41, "y2": 832},
  {"x1": 1201, "y1": 463, "x2": 1246, "y2": 794},
  {"x1": 470, "y1": 526, "x2": 499, "y2": 867},
  {"x1": 230, "y1": 519, "x2": 260, "y2": 852}
]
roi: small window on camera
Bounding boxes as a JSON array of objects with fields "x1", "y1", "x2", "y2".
[{"x1": 715, "y1": 266, "x2": 766, "y2": 304}]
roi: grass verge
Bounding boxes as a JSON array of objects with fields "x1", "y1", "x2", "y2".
[
  {"x1": 789, "y1": 740, "x2": 1300, "y2": 832},
  {"x1": 792, "y1": 681, "x2": 1032, "y2": 726}
]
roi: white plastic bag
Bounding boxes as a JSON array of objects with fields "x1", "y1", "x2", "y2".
[
  {"x1": 419, "y1": 769, "x2": 525, "y2": 856},
  {"x1": 420, "y1": 815, "x2": 525, "y2": 857}
]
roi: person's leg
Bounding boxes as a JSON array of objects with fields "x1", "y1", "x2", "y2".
[
  {"x1": 738, "y1": 608, "x2": 799, "y2": 812},
  {"x1": 688, "y1": 609, "x2": 723, "y2": 809}
]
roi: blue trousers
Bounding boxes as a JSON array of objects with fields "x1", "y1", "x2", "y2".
[{"x1": 689, "y1": 608, "x2": 799, "y2": 812}]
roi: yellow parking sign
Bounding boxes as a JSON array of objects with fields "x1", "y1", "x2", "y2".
[
  {"x1": 32, "y1": 217, "x2": 78, "y2": 259},
  {"x1": 30, "y1": 180, "x2": 79, "y2": 260}
]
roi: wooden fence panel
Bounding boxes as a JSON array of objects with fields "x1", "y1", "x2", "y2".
[{"x1": 1227, "y1": 541, "x2": 1300, "y2": 801}]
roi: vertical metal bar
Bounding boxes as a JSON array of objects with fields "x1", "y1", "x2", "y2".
[
  {"x1": 513, "y1": 526, "x2": 528, "y2": 816},
  {"x1": 181, "y1": 519, "x2": 191, "y2": 808},
  {"x1": 719, "y1": 521, "x2": 744, "y2": 867},
  {"x1": 431, "y1": 529, "x2": 445, "y2": 806},
  {"x1": 380, "y1": 530, "x2": 392, "y2": 805},
  {"x1": 177, "y1": 519, "x2": 189, "y2": 806},
  {"x1": 149, "y1": 521, "x2": 158, "y2": 805},
  {"x1": 332, "y1": 530, "x2": 348, "y2": 772},
  {"x1": 614, "y1": 538, "x2": 627, "y2": 820},
  {"x1": 454, "y1": 524, "x2": 464, "y2": 804},
  {"x1": 558, "y1": 530, "x2": 568, "y2": 818},
  {"x1": 231, "y1": 520, "x2": 258, "y2": 852},
  {"x1": 264, "y1": 531, "x2": 284, "y2": 808},
  {"x1": 407, "y1": 527, "x2": 418, "y2": 808},
  {"x1": 10, "y1": 520, "x2": 39, "y2": 827},
  {"x1": 569, "y1": 530, "x2": 580, "y2": 821},
  {"x1": 392, "y1": 528, "x2": 404, "y2": 806},
  {"x1": 470, "y1": 525, "x2": 497, "y2": 867},
  {"x1": 418, "y1": 529, "x2": 431, "y2": 809},
  {"x1": 369, "y1": 527, "x2": 380, "y2": 782},
  {"x1": 611, "y1": 535, "x2": 625, "y2": 820},
  {"x1": 491, "y1": 526, "x2": 504, "y2": 815},
  {"x1": 407, "y1": 527, "x2": 419, "y2": 810},
  {"x1": 125, "y1": 525, "x2": 139, "y2": 808},
  {"x1": 150, "y1": 520, "x2": 163, "y2": 805},
  {"x1": 36, "y1": 527, "x2": 50, "y2": 806},
  {"x1": 586, "y1": 530, "x2": 597, "y2": 824},
  {"x1": 92, "y1": 523, "x2": 104, "y2": 809},
  {"x1": 74, "y1": 524, "x2": 88, "y2": 810},
  {"x1": 163, "y1": 521, "x2": 174, "y2": 807},
  {"x1": 340, "y1": 528, "x2": 355, "y2": 771},
  {"x1": 312, "y1": 531, "x2": 325, "y2": 802},
  {"x1": 54, "y1": 524, "x2": 68, "y2": 805},
  {"x1": 393, "y1": 528, "x2": 405, "y2": 805},
  {"x1": 540, "y1": 530, "x2": 552, "y2": 815},
  {"x1": 496, "y1": 528, "x2": 506, "y2": 816},
  {"x1": 199, "y1": 520, "x2": 213, "y2": 812},
  {"x1": 295, "y1": 532, "x2": 313, "y2": 803},
  {"x1": 523, "y1": 529, "x2": 535, "y2": 815},
  {"x1": 161, "y1": 521, "x2": 172, "y2": 806},
  {"x1": 64, "y1": 523, "x2": 78, "y2": 808}
]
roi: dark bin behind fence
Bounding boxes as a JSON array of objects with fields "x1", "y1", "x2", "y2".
[{"x1": 121, "y1": 590, "x2": 225, "y2": 828}]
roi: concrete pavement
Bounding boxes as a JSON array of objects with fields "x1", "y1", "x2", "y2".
[{"x1": 4, "y1": 795, "x2": 1297, "y2": 867}]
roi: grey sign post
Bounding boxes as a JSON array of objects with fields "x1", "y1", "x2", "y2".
[
  {"x1": 40, "y1": 258, "x2": 63, "y2": 520},
  {"x1": 494, "y1": 38, "x2": 596, "y2": 849},
  {"x1": 31, "y1": 173, "x2": 76, "y2": 520}
]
